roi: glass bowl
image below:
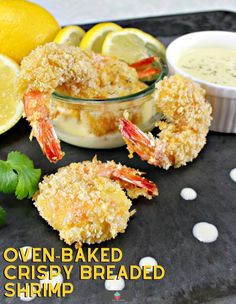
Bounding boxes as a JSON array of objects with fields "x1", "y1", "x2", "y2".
[{"x1": 51, "y1": 66, "x2": 167, "y2": 149}]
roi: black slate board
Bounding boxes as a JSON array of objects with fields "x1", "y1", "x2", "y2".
[{"x1": 1, "y1": 10, "x2": 236, "y2": 304}]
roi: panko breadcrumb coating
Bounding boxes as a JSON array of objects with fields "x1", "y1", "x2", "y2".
[
  {"x1": 17, "y1": 42, "x2": 147, "y2": 163},
  {"x1": 18, "y1": 42, "x2": 146, "y2": 99},
  {"x1": 120, "y1": 75, "x2": 212, "y2": 169},
  {"x1": 33, "y1": 158, "x2": 157, "y2": 246}
]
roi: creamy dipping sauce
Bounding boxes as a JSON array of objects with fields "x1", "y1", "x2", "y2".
[
  {"x1": 178, "y1": 48, "x2": 236, "y2": 87},
  {"x1": 105, "y1": 276, "x2": 125, "y2": 291},
  {"x1": 53, "y1": 105, "x2": 159, "y2": 149},
  {"x1": 180, "y1": 188, "x2": 197, "y2": 200},
  {"x1": 19, "y1": 246, "x2": 33, "y2": 261},
  {"x1": 230, "y1": 168, "x2": 236, "y2": 183},
  {"x1": 192, "y1": 222, "x2": 218, "y2": 243},
  {"x1": 40, "y1": 271, "x2": 63, "y2": 288},
  {"x1": 20, "y1": 288, "x2": 37, "y2": 302},
  {"x1": 139, "y1": 256, "x2": 157, "y2": 273}
]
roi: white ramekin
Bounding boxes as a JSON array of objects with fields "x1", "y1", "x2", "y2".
[{"x1": 166, "y1": 31, "x2": 236, "y2": 133}]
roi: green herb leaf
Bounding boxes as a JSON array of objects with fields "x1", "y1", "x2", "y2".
[
  {"x1": 0, "y1": 160, "x2": 18, "y2": 193},
  {"x1": 7, "y1": 151, "x2": 41, "y2": 200},
  {"x1": 0, "y1": 151, "x2": 41, "y2": 200},
  {"x1": 0, "y1": 206, "x2": 6, "y2": 228}
]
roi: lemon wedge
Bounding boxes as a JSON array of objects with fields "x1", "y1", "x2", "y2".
[
  {"x1": 54, "y1": 25, "x2": 85, "y2": 46},
  {"x1": 0, "y1": 0, "x2": 60, "y2": 63},
  {"x1": 80, "y1": 22, "x2": 122, "y2": 53},
  {"x1": 0, "y1": 54, "x2": 23, "y2": 135},
  {"x1": 102, "y1": 28, "x2": 166, "y2": 64}
]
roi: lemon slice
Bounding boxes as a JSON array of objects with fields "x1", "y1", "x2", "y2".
[
  {"x1": 0, "y1": 54, "x2": 23, "y2": 135},
  {"x1": 80, "y1": 22, "x2": 122, "y2": 53},
  {"x1": 102, "y1": 28, "x2": 166, "y2": 64},
  {"x1": 54, "y1": 25, "x2": 85, "y2": 46}
]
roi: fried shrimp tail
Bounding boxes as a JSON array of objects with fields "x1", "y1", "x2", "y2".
[
  {"x1": 110, "y1": 167, "x2": 158, "y2": 198},
  {"x1": 34, "y1": 158, "x2": 157, "y2": 246},
  {"x1": 120, "y1": 118, "x2": 167, "y2": 168},
  {"x1": 120, "y1": 75, "x2": 212, "y2": 169},
  {"x1": 95, "y1": 157, "x2": 158, "y2": 198},
  {"x1": 24, "y1": 91, "x2": 64, "y2": 163}
]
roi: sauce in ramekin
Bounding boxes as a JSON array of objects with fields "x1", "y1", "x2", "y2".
[{"x1": 177, "y1": 48, "x2": 236, "y2": 87}]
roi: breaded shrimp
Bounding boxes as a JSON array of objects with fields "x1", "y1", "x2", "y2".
[
  {"x1": 120, "y1": 75, "x2": 212, "y2": 169},
  {"x1": 18, "y1": 42, "x2": 146, "y2": 163},
  {"x1": 33, "y1": 157, "x2": 158, "y2": 246}
]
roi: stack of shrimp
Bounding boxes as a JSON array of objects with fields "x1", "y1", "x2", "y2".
[
  {"x1": 18, "y1": 42, "x2": 212, "y2": 247},
  {"x1": 18, "y1": 42, "x2": 146, "y2": 163},
  {"x1": 17, "y1": 43, "x2": 158, "y2": 247}
]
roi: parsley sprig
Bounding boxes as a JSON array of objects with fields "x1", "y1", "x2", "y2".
[{"x1": 0, "y1": 151, "x2": 41, "y2": 200}]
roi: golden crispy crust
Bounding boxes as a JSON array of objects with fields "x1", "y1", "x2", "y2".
[
  {"x1": 18, "y1": 42, "x2": 146, "y2": 99},
  {"x1": 34, "y1": 162, "x2": 132, "y2": 246},
  {"x1": 120, "y1": 75, "x2": 212, "y2": 169},
  {"x1": 33, "y1": 159, "x2": 157, "y2": 246},
  {"x1": 153, "y1": 75, "x2": 212, "y2": 168}
]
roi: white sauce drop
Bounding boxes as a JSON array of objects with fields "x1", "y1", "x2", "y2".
[
  {"x1": 105, "y1": 275, "x2": 125, "y2": 291},
  {"x1": 139, "y1": 256, "x2": 157, "y2": 273},
  {"x1": 230, "y1": 168, "x2": 236, "y2": 183},
  {"x1": 19, "y1": 246, "x2": 33, "y2": 261},
  {"x1": 40, "y1": 271, "x2": 63, "y2": 289},
  {"x1": 192, "y1": 222, "x2": 219, "y2": 243},
  {"x1": 20, "y1": 288, "x2": 36, "y2": 302},
  {"x1": 180, "y1": 188, "x2": 197, "y2": 200}
]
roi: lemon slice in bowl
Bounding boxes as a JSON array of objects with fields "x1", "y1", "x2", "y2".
[
  {"x1": 102, "y1": 28, "x2": 166, "y2": 64},
  {"x1": 80, "y1": 22, "x2": 122, "y2": 53},
  {"x1": 0, "y1": 54, "x2": 23, "y2": 135},
  {"x1": 54, "y1": 25, "x2": 85, "y2": 46}
]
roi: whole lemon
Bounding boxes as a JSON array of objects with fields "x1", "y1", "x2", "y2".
[{"x1": 0, "y1": 0, "x2": 60, "y2": 63}]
